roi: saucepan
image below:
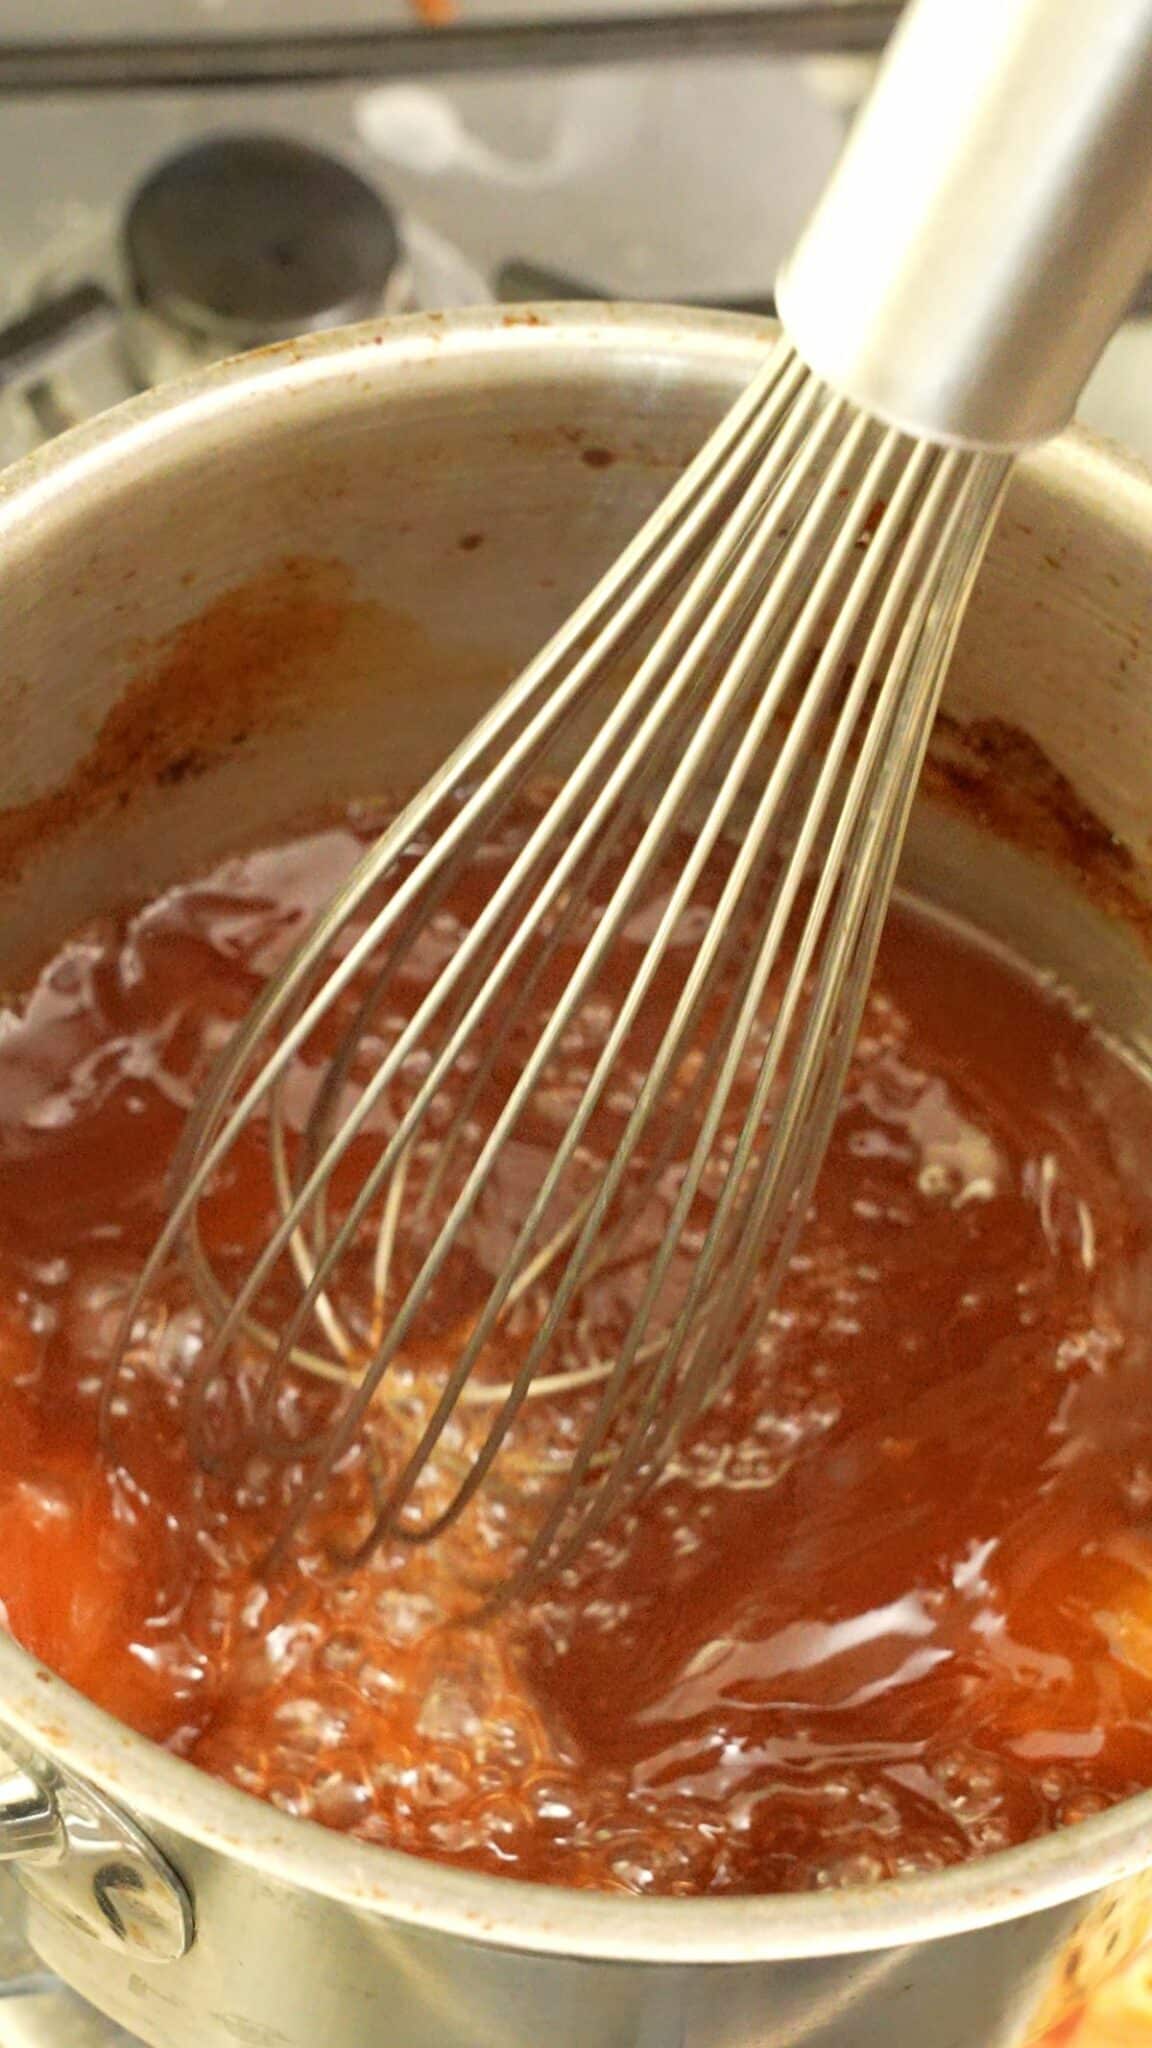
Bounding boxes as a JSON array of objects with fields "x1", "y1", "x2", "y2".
[{"x1": 1, "y1": 307, "x2": 1152, "y2": 2048}]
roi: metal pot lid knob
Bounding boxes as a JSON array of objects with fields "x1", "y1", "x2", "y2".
[{"x1": 0, "y1": 1740, "x2": 193, "y2": 1963}]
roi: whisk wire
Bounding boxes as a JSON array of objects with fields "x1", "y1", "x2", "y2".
[
  {"x1": 259, "y1": 393, "x2": 889, "y2": 1554},
  {"x1": 181, "y1": 365, "x2": 841, "y2": 1445},
  {"x1": 274, "y1": 432, "x2": 1006, "y2": 1581},
  {"x1": 104, "y1": 342, "x2": 1012, "y2": 1608},
  {"x1": 557, "y1": 451, "x2": 1012, "y2": 1572},
  {"x1": 352, "y1": 421, "x2": 923, "y2": 1546},
  {"x1": 105, "y1": 338, "x2": 801, "y2": 1411},
  {"x1": 495, "y1": 447, "x2": 989, "y2": 1584}
]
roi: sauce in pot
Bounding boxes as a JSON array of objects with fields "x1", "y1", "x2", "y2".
[{"x1": 2, "y1": 798, "x2": 1152, "y2": 1895}]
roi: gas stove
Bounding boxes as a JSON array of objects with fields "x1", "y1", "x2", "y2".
[
  {"x1": 0, "y1": 30, "x2": 851, "y2": 463},
  {"x1": 1, "y1": 12, "x2": 1152, "y2": 2046},
  {"x1": 0, "y1": 44, "x2": 1149, "y2": 465}
]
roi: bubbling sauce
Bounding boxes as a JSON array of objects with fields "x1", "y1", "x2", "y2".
[{"x1": 3, "y1": 800, "x2": 1152, "y2": 1896}]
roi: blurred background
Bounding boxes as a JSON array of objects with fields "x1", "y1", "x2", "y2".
[{"x1": 0, "y1": 0, "x2": 1147, "y2": 470}]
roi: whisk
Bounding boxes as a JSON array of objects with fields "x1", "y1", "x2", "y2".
[{"x1": 105, "y1": 0, "x2": 1152, "y2": 1602}]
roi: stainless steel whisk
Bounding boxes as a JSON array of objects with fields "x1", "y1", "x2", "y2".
[{"x1": 106, "y1": 0, "x2": 1152, "y2": 1601}]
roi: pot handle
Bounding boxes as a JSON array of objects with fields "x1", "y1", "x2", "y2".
[{"x1": 0, "y1": 1739, "x2": 193, "y2": 1962}]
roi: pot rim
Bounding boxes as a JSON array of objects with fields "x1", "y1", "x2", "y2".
[{"x1": 2, "y1": 302, "x2": 1152, "y2": 1965}]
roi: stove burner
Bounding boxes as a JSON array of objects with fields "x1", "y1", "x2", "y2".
[
  {"x1": 125, "y1": 134, "x2": 402, "y2": 354},
  {"x1": 0, "y1": 132, "x2": 410, "y2": 427}
]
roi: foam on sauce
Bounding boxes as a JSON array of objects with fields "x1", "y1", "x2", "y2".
[{"x1": 3, "y1": 801, "x2": 1152, "y2": 1895}]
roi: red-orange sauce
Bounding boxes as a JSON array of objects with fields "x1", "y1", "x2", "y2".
[{"x1": 3, "y1": 803, "x2": 1152, "y2": 1896}]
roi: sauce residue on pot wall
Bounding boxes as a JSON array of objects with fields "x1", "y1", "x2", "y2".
[
  {"x1": 0, "y1": 558, "x2": 385, "y2": 878},
  {"x1": 923, "y1": 715, "x2": 1152, "y2": 945}
]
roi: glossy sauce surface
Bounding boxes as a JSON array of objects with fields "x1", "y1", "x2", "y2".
[{"x1": 3, "y1": 807, "x2": 1152, "y2": 1894}]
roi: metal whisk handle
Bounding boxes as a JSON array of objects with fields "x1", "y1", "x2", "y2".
[{"x1": 777, "y1": 0, "x2": 1152, "y2": 449}]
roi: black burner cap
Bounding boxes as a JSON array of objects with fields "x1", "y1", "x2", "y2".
[{"x1": 124, "y1": 133, "x2": 401, "y2": 347}]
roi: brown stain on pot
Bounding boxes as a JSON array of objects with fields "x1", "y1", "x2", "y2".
[
  {"x1": 506, "y1": 423, "x2": 683, "y2": 472},
  {"x1": 923, "y1": 713, "x2": 1152, "y2": 945},
  {"x1": 3, "y1": 547, "x2": 1148, "y2": 966},
  {"x1": 0, "y1": 557, "x2": 382, "y2": 878}
]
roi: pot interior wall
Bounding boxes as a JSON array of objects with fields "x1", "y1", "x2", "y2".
[
  {"x1": 0, "y1": 314, "x2": 1150, "y2": 1027},
  {"x1": 0, "y1": 311, "x2": 1152, "y2": 2048}
]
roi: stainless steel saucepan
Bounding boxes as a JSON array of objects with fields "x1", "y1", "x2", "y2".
[{"x1": 1, "y1": 307, "x2": 1152, "y2": 2048}]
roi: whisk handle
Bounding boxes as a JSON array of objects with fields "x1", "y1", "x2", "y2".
[{"x1": 776, "y1": 0, "x2": 1152, "y2": 449}]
